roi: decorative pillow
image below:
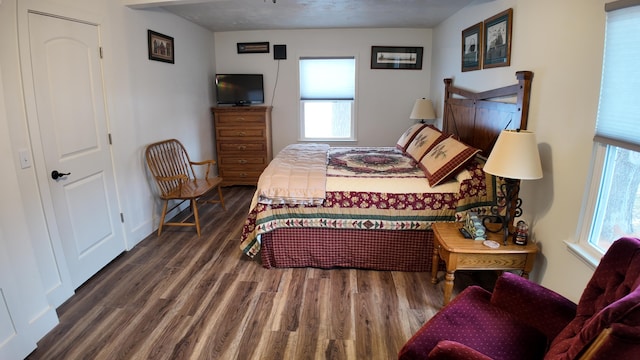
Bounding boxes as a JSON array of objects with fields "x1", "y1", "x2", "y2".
[
  {"x1": 405, "y1": 125, "x2": 448, "y2": 163},
  {"x1": 419, "y1": 136, "x2": 481, "y2": 186},
  {"x1": 396, "y1": 123, "x2": 426, "y2": 152}
]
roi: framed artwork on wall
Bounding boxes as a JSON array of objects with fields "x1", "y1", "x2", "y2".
[
  {"x1": 483, "y1": 8, "x2": 513, "y2": 69},
  {"x1": 148, "y1": 30, "x2": 174, "y2": 64},
  {"x1": 237, "y1": 42, "x2": 270, "y2": 54},
  {"x1": 370, "y1": 46, "x2": 423, "y2": 70},
  {"x1": 462, "y1": 22, "x2": 483, "y2": 72}
]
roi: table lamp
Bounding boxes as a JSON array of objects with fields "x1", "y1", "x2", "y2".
[
  {"x1": 483, "y1": 129, "x2": 543, "y2": 245},
  {"x1": 410, "y1": 98, "x2": 436, "y2": 123}
]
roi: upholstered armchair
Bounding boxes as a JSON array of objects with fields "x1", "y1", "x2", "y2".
[{"x1": 399, "y1": 237, "x2": 640, "y2": 360}]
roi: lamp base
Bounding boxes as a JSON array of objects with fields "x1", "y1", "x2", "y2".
[{"x1": 482, "y1": 178, "x2": 522, "y2": 245}]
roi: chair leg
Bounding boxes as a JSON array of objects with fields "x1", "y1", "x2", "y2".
[
  {"x1": 158, "y1": 200, "x2": 169, "y2": 236},
  {"x1": 218, "y1": 185, "x2": 226, "y2": 211},
  {"x1": 192, "y1": 199, "x2": 201, "y2": 237}
]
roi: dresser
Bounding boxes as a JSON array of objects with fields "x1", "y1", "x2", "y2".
[{"x1": 211, "y1": 106, "x2": 273, "y2": 186}]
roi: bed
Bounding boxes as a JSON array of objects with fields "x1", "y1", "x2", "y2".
[{"x1": 240, "y1": 71, "x2": 534, "y2": 271}]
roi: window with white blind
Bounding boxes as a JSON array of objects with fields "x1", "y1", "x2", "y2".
[
  {"x1": 575, "y1": 1, "x2": 640, "y2": 264},
  {"x1": 299, "y1": 57, "x2": 356, "y2": 141}
]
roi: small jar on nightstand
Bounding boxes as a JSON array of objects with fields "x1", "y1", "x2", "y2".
[{"x1": 513, "y1": 220, "x2": 529, "y2": 245}]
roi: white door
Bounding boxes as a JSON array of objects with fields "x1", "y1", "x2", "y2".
[{"x1": 27, "y1": 12, "x2": 125, "y2": 288}]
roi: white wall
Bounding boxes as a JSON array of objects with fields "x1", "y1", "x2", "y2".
[
  {"x1": 113, "y1": 6, "x2": 217, "y2": 243},
  {"x1": 431, "y1": 0, "x2": 608, "y2": 302},
  {"x1": 214, "y1": 28, "x2": 432, "y2": 154},
  {"x1": 0, "y1": 62, "x2": 58, "y2": 360},
  {"x1": 0, "y1": 0, "x2": 215, "y2": 354}
]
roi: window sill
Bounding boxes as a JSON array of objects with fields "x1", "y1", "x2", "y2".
[{"x1": 564, "y1": 240, "x2": 600, "y2": 270}]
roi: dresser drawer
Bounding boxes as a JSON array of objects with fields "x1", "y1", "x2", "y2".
[
  {"x1": 218, "y1": 142, "x2": 267, "y2": 153},
  {"x1": 220, "y1": 169, "x2": 264, "y2": 181},
  {"x1": 216, "y1": 127, "x2": 266, "y2": 139},
  {"x1": 218, "y1": 155, "x2": 268, "y2": 167},
  {"x1": 216, "y1": 113, "x2": 265, "y2": 124}
]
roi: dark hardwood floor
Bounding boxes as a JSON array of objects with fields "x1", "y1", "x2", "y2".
[{"x1": 26, "y1": 185, "x2": 479, "y2": 360}]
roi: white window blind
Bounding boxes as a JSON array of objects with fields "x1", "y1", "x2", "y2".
[
  {"x1": 299, "y1": 57, "x2": 355, "y2": 100},
  {"x1": 594, "y1": 4, "x2": 640, "y2": 152}
]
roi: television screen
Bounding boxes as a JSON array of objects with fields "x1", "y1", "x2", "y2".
[{"x1": 215, "y1": 74, "x2": 264, "y2": 106}]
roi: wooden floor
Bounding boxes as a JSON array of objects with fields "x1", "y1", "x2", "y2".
[{"x1": 27, "y1": 185, "x2": 485, "y2": 360}]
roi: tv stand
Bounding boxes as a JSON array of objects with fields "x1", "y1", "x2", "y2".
[{"x1": 211, "y1": 106, "x2": 273, "y2": 186}]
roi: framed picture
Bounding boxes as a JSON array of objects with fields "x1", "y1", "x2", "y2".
[
  {"x1": 237, "y1": 42, "x2": 270, "y2": 54},
  {"x1": 371, "y1": 46, "x2": 423, "y2": 70},
  {"x1": 462, "y1": 22, "x2": 483, "y2": 72},
  {"x1": 483, "y1": 8, "x2": 513, "y2": 69},
  {"x1": 148, "y1": 30, "x2": 174, "y2": 64}
]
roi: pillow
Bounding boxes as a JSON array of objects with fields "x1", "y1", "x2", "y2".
[
  {"x1": 419, "y1": 136, "x2": 480, "y2": 186},
  {"x1": 396, "y1": 123, "x2": 426, "y2": 151},
  {"x1": 405, "y1": 125, "x2": 448, "y2": 163}
]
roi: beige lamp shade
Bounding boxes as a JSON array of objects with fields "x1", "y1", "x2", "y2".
[
  {"x1": 409, "y1": 98, "x2": 436, "y2": 122},
  {"x1": 484, "y1": 130, "x2": 543, "y2": 180}
]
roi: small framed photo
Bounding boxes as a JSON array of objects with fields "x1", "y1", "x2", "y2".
[
  {"x1": 462, "y1": 22, "x2": 483, "y2": 72},
  {"x1": 237, "y1": 42, "x2": 270, "y2": 54},
  {"x1": 371, "y1": 46, "x2": 423, "y2": 70},
  {"x1": 483, "y1": 8, "x2": 513, "y2": 69},
  {"x1": 148, "y1": 30, "x2": 174, "y2": 64}
]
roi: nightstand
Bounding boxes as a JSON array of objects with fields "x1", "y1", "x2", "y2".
[{"x1": 431, "y1": 222, "x2": 538, "y2": 306}]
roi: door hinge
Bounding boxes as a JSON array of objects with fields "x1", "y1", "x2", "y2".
[
  {"x1": 120, "y1": 213, "x2": 124, "y2": 223},
  {"x1": 99, "y1": 47, "x2": 103, "y2": 59},
  {"x1": 108, "y1": 133, "x2": 112, "y2": 145}
]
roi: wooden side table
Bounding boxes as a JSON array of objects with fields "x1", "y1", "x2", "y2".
[{"x1": 431, "y1": 222, "x2": 538, "y2": 306}]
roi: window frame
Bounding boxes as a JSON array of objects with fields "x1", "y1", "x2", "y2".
[
  {"x1": 571, "y1": 142, "x2": 608, "y2": 268},
  {"x1": 298, "y1": 56, "x2": 358, "y2": 142},
  {"x1": 570, "y1": 0, "x2": 640, "y2": 267}
]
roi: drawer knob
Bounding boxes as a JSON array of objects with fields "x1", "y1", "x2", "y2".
[
  {"x1": 238, "y1": 159, "x2": 248, "y2": 164},
  {"x1": 236, "y1": 117, "x2": 245, "y2": 121},
  {"x1": 238, "y1": 145, "x2": 247, "y2": 150},
  {"x1": 236, "y1": 131, "x2": 246, "y2": 136},
  {"x1": 240, "y1": 173, "x2": 247, "y2": 177}
]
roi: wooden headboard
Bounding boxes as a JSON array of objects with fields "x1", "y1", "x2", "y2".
[{"x1": 442, "y1": 71, "x2": 534, "y2": 157}]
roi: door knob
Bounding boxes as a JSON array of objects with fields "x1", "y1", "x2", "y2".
[{"x1": 51, "y1": 170, "x2": 71, "y2": 180}]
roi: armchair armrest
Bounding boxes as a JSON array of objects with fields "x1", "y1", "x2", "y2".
[
  {"x1": 581, "y1": 323, "x2": 640, "y2": 359},
  {"x1": 191, "y1": 160, "x2": 216, "y2": 166},
  {"x1": 428, "y1": 340, "x2": 493, "y2": 360},
  {"x1": 191, "y1": 159, "x2": 216, "y2": 178},
  {"x1": 490, "y1": 272, "x2": 577, "y2": 340}
]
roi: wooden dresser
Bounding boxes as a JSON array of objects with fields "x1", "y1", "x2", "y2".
[{"x1": 211, "y1": 106, "x2": 272, "y2": 186}]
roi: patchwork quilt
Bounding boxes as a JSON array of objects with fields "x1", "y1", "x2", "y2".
[{"x1": 241, "y1": 146, "x2": 501, "y2": 258}]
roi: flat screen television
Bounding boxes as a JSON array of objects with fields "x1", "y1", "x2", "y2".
[{"x1": 215, "y1": 74, "x2": 264, "y2": 106}]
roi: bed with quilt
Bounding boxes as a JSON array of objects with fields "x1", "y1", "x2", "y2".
[{"x1": 240, "y1": 71, "x2": 534, "y2": 272}]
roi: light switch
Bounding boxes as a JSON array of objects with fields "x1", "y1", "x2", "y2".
[{"x1": 19, "y1": 149, "x2": 31, "y2": 169}]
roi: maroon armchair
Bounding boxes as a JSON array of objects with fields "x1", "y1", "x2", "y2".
[{"x1": 399, "y1": 237, "x2": 640, "y2": 360}]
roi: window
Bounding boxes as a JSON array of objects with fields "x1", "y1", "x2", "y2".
[
  {"x1": 299, "y1": 57, "x2": 356, "y2": 141},
  {"x1": 577, "y1": 2, "x2": 640, "y2": 262}
]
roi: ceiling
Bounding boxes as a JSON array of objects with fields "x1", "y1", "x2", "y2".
[{"x1": 126, "y1": 0, "x2": 479, "y2": 32}]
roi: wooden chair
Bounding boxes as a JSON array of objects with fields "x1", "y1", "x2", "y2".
[{"x1": 145, "y1": 139, "x2": 225, "y2": 236}]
